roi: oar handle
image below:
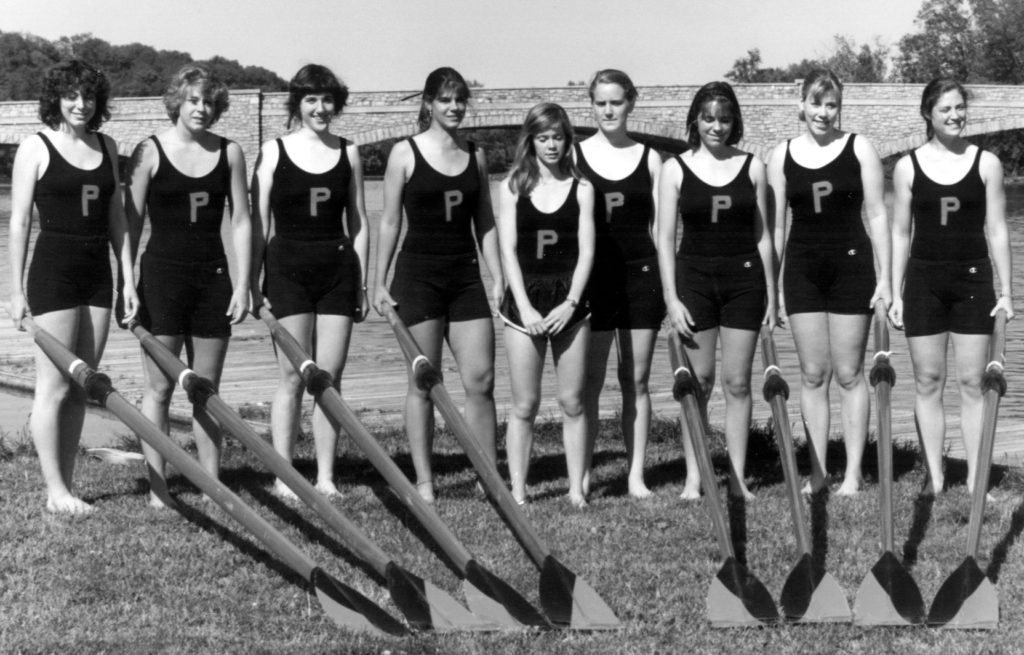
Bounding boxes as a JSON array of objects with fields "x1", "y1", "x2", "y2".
[
  {"x1": 873, "y1": 302, "x2": 889, "y2": 355},
  {"x1": 382, "y1": 304, "x2": 551, "y2": 569},
  {"x1": 988, "y1": 310, "x2": 1008, "y2": 375},
  {"x1": 259, "y1": 309, "x2": 477, "y2": 572},
  {"x1": 669, "y1": 332, "x2": 735, "y2": 560},
  {"x1": 131, "y1": 321, "x2": 394, "y2": 576},
  {"x1": 870, "y1": 303, "x2": 896, "y2": 552}
]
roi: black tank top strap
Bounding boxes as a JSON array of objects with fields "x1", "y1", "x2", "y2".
[{"x1": 739, "y1": 152, "x2": 753, "y2": 179}]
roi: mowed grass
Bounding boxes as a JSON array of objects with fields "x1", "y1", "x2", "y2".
[{"x1": 2, "y1": 414, "x2": 1024, "y2": 654}]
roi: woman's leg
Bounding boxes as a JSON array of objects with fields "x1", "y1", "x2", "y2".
[
  {"x1": 907, "y1": 333, "x2": 949, "y2": 494},
  {"x1": 552, "y1": 321, "x2": 591, "y2": 507},
  {"x1": 718, "y1": 327, "x2": 759, "y2": 499},
  {"x1": 189, "y1": 335, "x2": 230, "y2": 483},
  {"x1": 788, "y1": 311, "x2": 832, "y2": 491},
  {"x1": 139, "y1": 332, "x2": 185, "y2": 507},
  {"x1": 447, "y1": 317, "x2": 498, "y2": 466},
  {"x1": 270, "y1": 312, "x2": 314, "y2": 499},
  {"x1": 617, "y1": 327, "x2": 659, "y2": 498},
  {"x1": 951, "y1": 332, "x2": 990, "y2": 493},
  {"x1": 828, "y1": 312, "x2": 871, "y2": 495},
  {"x1": 680, "y1": 328, "x2": 718, "y2": 499},
  {"x1": 504, "y1": 327, "x2": 546, "y2": 504},
  {"x1": 583, "y1": 330, "x2": 615, "y2": 495},
  {"x1": 308, "y1": 313, "x2": 356, "y2": 496},
  {"x1": 405, "y1": 318, "x2": 445, "y2": 502}
]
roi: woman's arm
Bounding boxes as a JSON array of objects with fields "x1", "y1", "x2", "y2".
[
  {"x1": 249, "y1": 140, "x2": 278, "y2": 310},
  {"x1": 856, "y1": 135, "x2": 892, "y2": 310},
  {"x1": 766, "y1": 141, "x2": 789, "y2": 324},
  {"x1": 889, "y1": 155, "x2": 914, "y2": 329},
  {"x1": 372, "y1": 140, "x2": 411, "y2": 314},
  {"x1": 496, "y1": 180, "x2": 544, "y2": 335},
  {"x1": 345, "y1": 142, "x2": 371, "y2": 321},
  {"x1": 8, "y1": 136, "x2": 43, "y2": 329},
  {"x1": 656, "y1": 156, "x2": 693, "y2": 337},
  {"x1": 104, "y1": 134, "x2": 139, "y2": 323},
  {"x1": 472, "y1": 146, "x2": 504, "y2": 310},
  {"x1": 545, "y1": 179, "x2": 595, "y2": 336},
  {"x1": 224, "y1": 141, "x2": 252, "y2": 323},
  {"x1": 981, "y1": 150, "x2": 1014, "y2": 319},
  {"x1": 647, "y1": 147, "x2": 663, "y2": 243},
  {"x1": 750, "y1": 156, "x2": 777, "y2": 328}
]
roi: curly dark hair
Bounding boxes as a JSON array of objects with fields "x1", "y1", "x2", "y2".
[{"x1": 38, "y1": 59, "x2": 111, "y2": 132}]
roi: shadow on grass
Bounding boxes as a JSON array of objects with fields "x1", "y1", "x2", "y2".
[
  {"x1": 902, "y1": 492, "x2": 935, "y2": 569},
  {"x1": 987, "y1": 497, "x2": 1024, "y2": 583}
]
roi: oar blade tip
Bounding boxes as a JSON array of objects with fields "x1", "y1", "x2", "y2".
[
  {"x1": 385, "y1": 563, "x2": 498, "y2": 632},
  {"x1": 312, "y1": 568, "x2": 409, "y2": 636},
  {"x1": 928, "y1": 557, "x2": 999, "y2": 629},
  {"x1": 852, "y1": 552, "x2": 925, "y2": 626},
  {"x1": 781, "y1": 556, "x2": 850, "y2": 623},
  {"x1": 464, "y1": 561, "x2": 549, "y2": 629},
  {"x1": 707, "y1": 557, "x2": 778, "y2": 628},
  {"x1": 540, "y1": 555, "x2": 621, "y2": 630}
]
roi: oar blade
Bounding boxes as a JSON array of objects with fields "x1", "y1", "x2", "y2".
[
  {"x1": 384, "y1": 562, "x2": 498, "y2": 632},
  {"x1": 463, "y1": 559, "x2": 550, "y2": 629},
  {"x1": 539, "y1": 555, "x2": 622, "y2": 630},
  {"x1": 706, "y1": 557, "x2": 779, "y2": 628},
  {"x1": 927, "y1": 556, "x2": 998, "y2": 629},
  {"x1": 311, "y1": 568, "x2": 409, "y2": 636},
  {"x1": 852, "y1": 551, "x2": 925, "y2": 626},
  {"x1": 780, "y1": 553, "x2": 851, "y2": 623}
]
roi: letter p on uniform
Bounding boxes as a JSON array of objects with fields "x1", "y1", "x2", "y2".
[
  {"x1": 812, "y1": 181, "x2": 833, "y2": 214},
  {"x1": 536, "y1": 229, "x2": 558, "y2": 259},
  {"x1": 81, "y1": 184, "x2": 100, "y2": 217},
  {"x1": 940, "y1": 196, "x2": 961, "y2": 226},
  {"x1": 189, "y1": 192, "x2": 210, "y2": 223},
  {"x1": 604, "y1": 192, "x2": 624, "y2": 223},
  {"x1": 444, "y1": 190, "x2": 463, "y2": 222},
  {"x1": 310, "y1": 187, "x2": 330, "y2": 217},
  {"x1": 710, "y1": 195, "x2": 731, "y2": 224}
]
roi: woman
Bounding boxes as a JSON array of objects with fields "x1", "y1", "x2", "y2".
[
  {"x1": 767, "y1": 69, "x2": 891, "y2": 495},
  {"x1": 576, "y1": 70, "x2": 664, "y2": 499},
  {"x1": 252, "y1": 64, "x2": 369, "y2": 499},
  {"x1": 126, "y1": 65, "x2": 252, "y2": 507},
  {"x1": 373, "y1": 67, "x2": 503, "y2": 503},
  {"x1": 497, "y1": 103, "x2": 596, "y2": 508},
  {"x1": 9, "y1": 59, "x2": 137, "y2": 514},
  {"x1": 657, "y1": 81, "x2": 775, "y2": 500},
  {"x1": 890, "y1": 78, "x2": 1013, "y2": 495}
]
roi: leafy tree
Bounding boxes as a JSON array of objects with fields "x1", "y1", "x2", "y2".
[{"x1": 895, "y1": 0, "x2": 978, "y2": 82}]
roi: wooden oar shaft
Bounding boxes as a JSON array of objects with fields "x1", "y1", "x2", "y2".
[
  {"x1": 759, "y1": 328, "x2": 811, "y2": 556},
  {"x1": 382, "y1": 304, "x2": 550, "y2": 569},
  {"x1": 260, "y1": 311, "x2": 476, "y2": 571},
  {"x1": 131, "y1": 324, "x2": 393, "y2": 575},
  {"x1": 872, "y1": 303, "x2": 895, "y2": 552},
  {"x1": 669, "y1": 333, "x2": 735, "y2": 560}
]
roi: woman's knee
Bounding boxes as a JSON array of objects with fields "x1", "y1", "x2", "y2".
[
  {"x1": 721, "y1": 372, "x2": 751, "y2": 400},
  {"x1": 557, "y1": 390, "x2": 585, "y2": 418},
  {"x1": 510, "y1": 394, "x2": 541, "y2": 422},
  {"x1": 463, "y1": 366, "x2": 495, "y2": 399},
  {"x1": 145, "y1": 375, "x2": 176, "y2": 406}
]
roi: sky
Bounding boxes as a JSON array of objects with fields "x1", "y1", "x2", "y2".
[{"x1": 6, "y1": 0, "x2": 923, "y2": 91}]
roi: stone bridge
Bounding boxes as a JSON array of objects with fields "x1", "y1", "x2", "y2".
[{"x1": 3, "y1": 83, "x2": 1024, "y2": 171}]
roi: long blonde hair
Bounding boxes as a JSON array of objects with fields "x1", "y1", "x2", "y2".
[{"x1": 507, "y1": 103, "x2": 580, "y2": 196}]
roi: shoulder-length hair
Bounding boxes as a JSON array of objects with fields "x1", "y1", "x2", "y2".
[
  {"x1": 920, "y1": 78, "x2": 969, "y2": 138},
  {"x1": 798, "y1": 69, "x2": 843, "y2": 120},
  {"x1": 163, "y1": 64, "x2": 230, "y2": 125},
  {"x1": 38, "y1": 59, "x2": 110, "y2": 132},
  {"x1": 685, "y1": 81, "x2": 744, "y2": 149},
  {"x1": 507, "y1": 103, "x2": 580, "y2": 197},
  {"x1": 418, "y1": 67, "x2": 470, "y2": 131},
  {"x1": 286, "y1": 64, "x2": 348, "y2": 128}
]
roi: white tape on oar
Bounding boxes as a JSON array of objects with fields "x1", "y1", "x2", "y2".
[
  {"x1": 986, "y1": 360, "x2": 1005, "y2": 374},
  {"x1": 68, "y1": 358, "x2": 86, "y2": 375},
  {"x1": 763, "y1": 364, "x2": 781, "y2": 380},
  {"x1": 412, "y1": 355, "x2": 430, "y2": 370},
  {"x1": 673, "y1": 365, "x2": 691, "y2": 378},
  {"x1": 299, "y1": 360, "x2": 316, "y2": 374},
  {"x1": 178, "y1": 368, "x2": 196, "y2": 388},
  {"x1": 873, "y1": 350, "x2": 893, "y2": 362}
]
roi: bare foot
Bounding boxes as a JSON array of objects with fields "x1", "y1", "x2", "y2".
[
  {"x1": 835, "y1": 477, "x2": 864, "y2": 496},
  {"x1": 568, "y1": 493, "x2": 588, "y2": 509},
  {"x1": 46, "y1": 494, "x2": 95, "y2": 515},
  {"x1": 920, "y1": 475, "x2": 944, "y2": 497},
  {"x1": 679, "y1": 479, "x2": 701, "y2": 500},
  {"x1": 628, "y1": 480, "x2": 653, "y2": 499},
  {"x1": 315, "y1": 480, "x2": 342, "y2": 498},
  {"x1": 732, "y1": 482, "x2": 756, "y2": 501},
  {"x1": 148, "y1": 490, "x2": 178, "y2": 510},
  {"x1": 415, "y1": 480, "x2": 435, "y2": 504},
  {"x1": 272, "y1": 480, "x2": 300, "y2": 501}
]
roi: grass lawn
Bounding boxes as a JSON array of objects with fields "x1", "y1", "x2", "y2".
[{"x1": 1, "y1": 415, "x2": 1022, "y2": 654}]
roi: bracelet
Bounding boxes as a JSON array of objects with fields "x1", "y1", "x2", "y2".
[{"x1": 565, "y1": 296, "x2": 579, "y2": 308}]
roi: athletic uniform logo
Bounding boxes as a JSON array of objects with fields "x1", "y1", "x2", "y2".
[
  {"x1": 604, "y1": 192, "x2": 624, "y2": 223},
  {"x1": 81, "y1": 184, "x2": 100, "y2": 217},
  {"x1": 940, "y1": 197, "x2": 960, "y2": 226},
  {"x1": 812, "y1": 181, "x2": 833, "y2": 214},
  {"x1": 310, "y1": 187, "x2": 330, "y2": 217},
  {"x1": 444, "y1": 190, "x2": 463, "y2": 222},
  {"x1": 537, "y1": 229, "x2": 558, "y2": 259},
  {"x1": 189, "y1": 191, "x2": 209, "y2": 223},
  {"x1": 710, "y1": 195, "x2": 731, "y2": 224}
]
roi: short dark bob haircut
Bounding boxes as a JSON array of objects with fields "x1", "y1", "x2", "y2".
[
  {"x1": 685, "y1": 81, "x2": 744, "y2": 149},
  {"x1": 920, "y1": 78, "x2": 969, "y2": 138},
  {"x1": 163, "y1": 64, "x2": 230, "y2": 125},
  {"x1": 286, "y1": 64, "x2": 348, "y2": 128},
  {"x1": 38, "y1": 59, "x2": 110, "y2": 133},
  {"x1": 417, "y1": 67, "x2": 471, "y2": 132},
  {"x1": 588, "y1": 69, "x2": 638, "y2": 103}
]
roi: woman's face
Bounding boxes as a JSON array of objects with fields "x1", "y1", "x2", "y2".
[
  {"x1": 179, "y1": 85, "x2": 215, "y2": 132},
  {"x1": 533, "y1": 127, "x2": 566, "y2": 167},
  {"x1": 59, "y1": 88, "x2": 95, "y2": 128},
  {"x1": 591, "y1": 82, "x2": 632, "y2": 134},
  {"x1": 928, "y1": 89, "x2": 967, "y2": 138},
  {"x1": 428, "y1": 89, "x2": 467, "y2": 130},
  {"x1": 695, "y1": 100, "x2": 734, "y2": 149},
  {"x1": 801, "y1": 90, "x2": 840, "y2": 135},
  {"x1": 300, "y1": 93, "x2": 336, "y2": 131}
]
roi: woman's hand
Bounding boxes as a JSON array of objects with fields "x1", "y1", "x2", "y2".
[
  {"x1": 10, "y1": 293, "x2": 27, "y2": 331},
  {"x1": 226, "y1": 285, "x2": 250, "y2": 325},
  {"x1": 993, "y1": 295, "x2": 1015, "y2": 321},
  {"x1": 355, "y1": 287, "x2": 370, "y2": 323},
  {"x1": 542, "y1": 299, "x2": 578, "y2": 336},
  {"x1": 519, "y1": 303, "x2": 546, "y2": 337},
  {"x1": 489, "y1": 278, "x2": 505, "y2": 318},
  {"x1": 763, "y1": 293, "x2": 779, "y2": 330},
  {"x1": 869, "y1": 283, "x2": 892, "y2": 314},
  {"x1": 666, "y1": 298, "x2": 696, "y2": 340},
  {"x1": 373, "y1": 285, "x2": 396, "y2": 316},
  {"x1": 888, "y1": 297, "x2": 905, "y2": 331},
  {"x1": 120, "y1": 284, "x2": 140, "y2": 325}
]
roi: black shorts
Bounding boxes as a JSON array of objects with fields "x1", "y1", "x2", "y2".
[
  {"x1": 138, "y1": 251, "x2": 232, "y2": 338},
  {"x1": 390, "y1": 251, "x2": 490, "y2": 327},
  {"x1": 27, "y1": 231, "x2": 112, "y2": 316},
  {"x1": 500, "y1": 273, "x2": 590, "y2": 334},
  {"x1": 263, "y1": 236, "x2": 360, "y2": 319},
  {"x1": 903, "y1": 257, "x2": 996, "y2": 337},
  {"x1": 676, "y1": 253, "x2": 766, "y2": 332},
  {"x1": 783, "y1": 241, "x2": 875, "y2": 316},
  {"x1": 589, "y1": 254, "x2": 665, "y2": 331}
]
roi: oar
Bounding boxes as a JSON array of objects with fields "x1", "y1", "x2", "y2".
[
  {"x1": 853, "y1": 303, "x2": 925, "y2": 625},
  {"x1": 129, "y1": 321, "x2": 494, "y2": 632},
  {"x1": 927, "y1": 309, "x2": 1008, "y2": 629},
  {"x1": 258, "y1": 309, "x2": 549, "y2": 630},
  {"x1": 19, "y1": 315, "x2": 406, "y2": 636},
  {"x1": 382, "y1": 303, "x2": 621, "y2": 630},
  {"x1": 759, "y1": 327, "x2": 851, "y2": 623},
  {"x1": 668, "y1": 332, "x2": 778, "y2": 627}
]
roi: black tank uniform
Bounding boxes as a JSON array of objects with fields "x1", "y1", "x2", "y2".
[
  {"x1": 263, "y1": 138, "x2": 360, "y2": 319},
  {"x1": 500, "y1": 179, "x2": 590, "y2": 333},
  {"x1": 575, "y1": 143, "x2": 664, "y2": 330},
  {"x1": 782, "y1": 134, "x2": 875, "y2": 315},
  {"x1": 675, "y1": 153, "x2": 766, "y2": 331},
  {"x1": 904, "y1": 147, "x2": 995, "y2": 336},
  {"x1": 389, "y1": 138, "x2": 490, "y2": 326},
  {"x1": 137, "y1": 136, "x2": 233, "y2": 337},
  {"x1": 27, "y1": 132, "x2": 115, "y2": 316}
]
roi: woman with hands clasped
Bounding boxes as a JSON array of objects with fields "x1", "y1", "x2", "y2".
[
  {"x1": 889, "y1": 78, "x2": 1013, "y2": 495},
  {"x1": 497, "y1": 103, "x2": 595, "y2": 508}
]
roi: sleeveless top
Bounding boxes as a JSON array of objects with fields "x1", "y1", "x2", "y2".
[
  {"x1": 145, "y1": 136, "x2": 231, "y2": 263},
  {"x1": 270, "y1": 137, "x2": 351, "y2": 241},
  {"x1": 401, "y1": 138, "x2": 479, "y2": 256},
  {"x1": 783, "y1": 134, "x2": 868, "y2": 246},
  {"x1": 34, "y1": 132, "x2": 115, "y2": 237},
  {"x1": 574, "y1": 143, "x2": 656, "y2": 262},
  {"x1": 909, "y1": 148, "x2": 988, "y2": 261},
  {"x1": 515, "y1": 179, "x2": 580, "y2": 277},
  {"x1": 676, "y1": 153, "x2": 758, "y2": 258}
]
